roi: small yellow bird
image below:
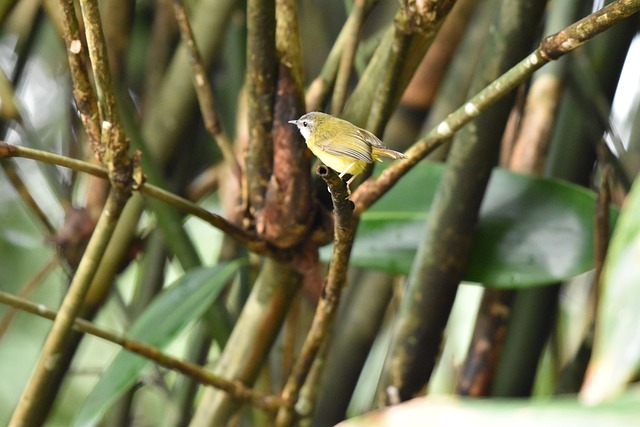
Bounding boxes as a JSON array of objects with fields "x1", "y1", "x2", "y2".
[{"x1": 288, "y1": 112, "x2": 407, "y2": 187}]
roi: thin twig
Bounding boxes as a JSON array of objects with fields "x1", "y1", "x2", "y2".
[
  {"x1": 0, "y1": 142, "x2": 286, "y2": 259},
  {"x1": 275, "y1": 166, "x2": 357, "y2": 426},
  {"x1": 171, "y1": 0, "x2": 240, "y2": 175},
  {"x1": 0, "y1": 291, "x2": 282, "y2": 413},
  {"x1": 305, "y1": 0, "x2": 380, "y2": 112},
  {"x1": 0, "y1": 159, "x2": 57, "y2": 235},
  {"x1": 331, "y1": 0, "x2": 366, "y2": 115},
  {"x1": 352, "y1": 0, "x2": 640, "y2": 215}
]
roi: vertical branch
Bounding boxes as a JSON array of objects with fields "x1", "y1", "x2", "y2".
[
  {"x1": 275, "y1": 166, "x2": 357, "y2": 426},
  {"x1": 305, "y1": 0, "x2": 379, "y2": 112},
  {"x1": 377, "y1": 0, "x2": 547, "y2": 405},
  {"x1": 171, "y1": 0, "x2": 240, "y2": 175},
  {"x1": 77, "y1": 0, "x2": 132, "y2": 184},
  {"x1": 260, "y1": 0, "x2": 313, "y2": 248},
  {"x1": 58, "y1": 0, "x2": 101, "y2": 156},
  {"x1": 189, "y1": 259, "x2": 302, "y2": 426},
  {"x1": 9, "y1": 190, "x2": 129, "y2": 427},
  {"x1": 342, "y1": 0, "x2": 457, "y2": 128},
  {"x1": 330, "y1": 0, "x2": 366, "y2": 116},
  {"x1": 244, "y1": 0, "x2": 277, "y2": 228}
]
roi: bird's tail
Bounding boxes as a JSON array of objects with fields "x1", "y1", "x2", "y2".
[{"x1": 372, "y1": 146, "x2": 407, "y2": 161}]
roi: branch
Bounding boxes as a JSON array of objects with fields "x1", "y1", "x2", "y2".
[
  {"x1": 58, "y1": 0, "x2": 101, "y2": 156},
  {"x1": 331, "y1": 0, "x2": 367, "y2": 115},
  {"x1": 0, "y1": 142, "x2": 286, "y2": 259},
  {"x1": 171, "y1": 0, "x2": 240, "y2": 175},
  {"x1": 0, "y1": 291, "x2": 281, "y2": 413},
  {"x1": 77, "y1": 0, "x2": 131, "y2": 183},
  {"x1": 275, "y1": 166, "x2": 357, "y2": 426},
  {"x1": 10, "y1": 188, "x2": 128, "y2": 427},
  {"x1": 352, "y1": 0, "x2": 640, "y2": 215},
  {"x1": 244, "y1": 0, "x2": 277, "y2": 223}
]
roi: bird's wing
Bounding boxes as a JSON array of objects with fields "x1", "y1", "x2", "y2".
[
  {"x1": 315, "y1": 132, "x2": 374, "y2": 163},
  {"x1": 356, "y1": 128, "x2": 385, "y2": 148}
]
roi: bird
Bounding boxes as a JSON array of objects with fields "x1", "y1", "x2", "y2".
[{"x1": 288, "y1": 112, "x2": 407, "y2": 189}]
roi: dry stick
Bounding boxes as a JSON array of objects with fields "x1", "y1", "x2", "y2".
[
  {"x1": 0, "y1": 142, "x2": 285, "y2": 259},
  {"x1": 0, "y1": 290, "x2": 282, "y2": 412},
  {"x1": 331, "y1": 0, "x2": 366, "y2": 115},
  {"x1": 275, "y1": 166, "x2": 357, "y2": 426},
  {"x1": 352, "y1": 0, "x2": 640, "y2": 216},
  {"x1": 171, "y1": 0, "x2": 239, "y2": 175}
]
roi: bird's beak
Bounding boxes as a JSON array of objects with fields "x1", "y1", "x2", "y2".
[{"x1": 287, "y1": 120, "x2": 297, "y2": 124}]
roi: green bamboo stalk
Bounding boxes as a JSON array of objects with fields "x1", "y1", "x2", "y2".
[
  {"x1": 189, "y1": 259, "x2": 302, "y2": 426},
  {"x1": 377, "y1": 0, "x2": 548, "y2": 405},
  {"x1": 456, "y1": 0, "x2": 579, "y2": 397},
  {"x1": 9, "y1": 189, "x2": 129, "y2": 427}
]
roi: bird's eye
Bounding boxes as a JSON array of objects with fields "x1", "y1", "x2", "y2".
[{"x1": 302, "y1": 121, "x2": 308, "y2": 127}]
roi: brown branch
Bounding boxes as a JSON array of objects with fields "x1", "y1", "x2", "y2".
[
  {"x1": 244, "y1": 0, "x2": 277, "y2": 227},
  {"x1": 0, "y1": 291, "x2": 282, "y2": 413},
  {"x1": 261, "y1": 0, "x2": 313, "y2": 248},
  {"x1": 275, "y1": 166, "x2": 357, "y2": 426}
]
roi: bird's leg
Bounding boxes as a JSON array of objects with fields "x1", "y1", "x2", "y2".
[{"x1": 338, "y1": 161, "x2": 357, "y2": 179}]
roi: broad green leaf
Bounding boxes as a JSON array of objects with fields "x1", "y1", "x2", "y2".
[
  {"x1": 325, "y1": 161, "x2": 617, "y2": 288},
  {"x1": 582, "y1": 175, "x2": 640, "y2": 404},
  {"x1": 73, "y1": 262, "x2": 241, "y2": 427},
  {"x1": 338, "y1": 389, "x2": 640, "y2": 427}
]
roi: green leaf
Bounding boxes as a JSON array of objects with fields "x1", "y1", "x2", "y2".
[
  {"x1": 73, "y1": 262, "x2": 241, "y2": 427},
  {"x1": 582, "y1": 175, "x2": 640, "y2": 404},
  {"x1": 326, "y1": 161, "x2": 617, "y2": 288}
]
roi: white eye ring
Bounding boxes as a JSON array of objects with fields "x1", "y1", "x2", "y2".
[{"x1": 302, "y1": 121, "x2": 308, "y2": 127}]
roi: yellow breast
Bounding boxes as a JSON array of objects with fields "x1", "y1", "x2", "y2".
[{"x1": 306, "y1": 143, "x2": 368, "y2": 177}]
